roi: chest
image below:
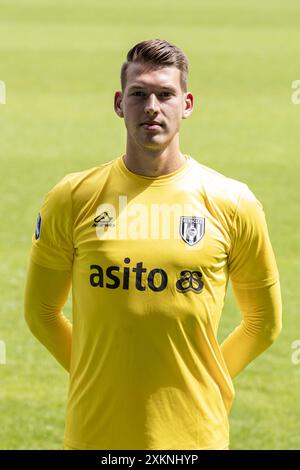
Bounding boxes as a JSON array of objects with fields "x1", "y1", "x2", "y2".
[{"x1": 72, "y1": 188, "x2": 231, "y2": 277}]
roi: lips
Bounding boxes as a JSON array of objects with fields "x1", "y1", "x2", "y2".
[
  {"x1": 141, "y1": 121, "x2": 162, "y2": 126},
  {"x1": 141, "y1": 121, "x2": 163, "y2": 131}
]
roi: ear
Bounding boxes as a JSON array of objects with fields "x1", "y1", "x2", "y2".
[
  {"x1": 182, "y1": 92, "x2": 194, "y2": 119},
  {"x1": 114, "y1": 91, "x2": 124, "y2": 118}
]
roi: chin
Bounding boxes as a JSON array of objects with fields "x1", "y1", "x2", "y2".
[{"x1": 141, "y1": 138, "x2": 168, "y2": 149}]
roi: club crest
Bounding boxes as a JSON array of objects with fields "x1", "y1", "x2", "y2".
[{"x1": 179, "y1": 216, "x2": 205, "y2": 246}]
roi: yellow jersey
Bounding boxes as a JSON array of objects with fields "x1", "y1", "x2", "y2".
[{"x1": 30, "y1": 155, "x2": 279, "y2": 450}]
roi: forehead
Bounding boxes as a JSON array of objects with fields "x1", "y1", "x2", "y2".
[{"x1": 125, "y1": 62, "x2": 181, "y2": 90}]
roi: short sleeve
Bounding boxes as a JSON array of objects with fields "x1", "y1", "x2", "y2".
[
  {"x1": 30, "y1": 176, "x2": 74, "y2": 270},
  {"x1": 228, "y1": 185, "x2": 279, "y2": 289}
]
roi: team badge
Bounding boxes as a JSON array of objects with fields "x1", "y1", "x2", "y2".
[
  {"x1": 179, "y1": 216, "x2": 205, "y2": 246},
  {"x1": 35, "y1": 213, "x2": 42, "y2": 240}
]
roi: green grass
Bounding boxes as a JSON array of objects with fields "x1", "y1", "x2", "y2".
[{"x1": 0, "y1": 0, "x2": 299, "y2": 449}]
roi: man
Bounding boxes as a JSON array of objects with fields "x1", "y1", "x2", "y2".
[{"x1": 24, "y1": 39, "x2": 282, "y2": 450}]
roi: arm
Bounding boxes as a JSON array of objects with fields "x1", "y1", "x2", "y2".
[
  {"x1": 221, "y1": 185, "x2": 282, "y2": 378},
  {"x1": 24, "y1": 176, "x2": 74, "y2": 371},
  {"x1": 24, "y1": 259, "x2": 72, "y2": 372},
  {"x1": 221, "y1": 281, "x2": 282, "y2": 378}
]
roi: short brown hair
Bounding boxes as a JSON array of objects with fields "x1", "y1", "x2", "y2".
[{"x1": 121, "y1": 39, "x2": 189, "y2": 92}]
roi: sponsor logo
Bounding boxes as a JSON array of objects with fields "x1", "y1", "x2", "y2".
[
  {"x1": 176, "y1": 270, "x2": 204, "y2": 293},
  {"x1": 35, "y1": 213, "x2": 42, "y2": 240},
  {"x1": 90, "y1": 259, "x2": 204, "y2": 294},
  {"x1": 92, "y1": 211, "x2": 115, "y2": 228}
]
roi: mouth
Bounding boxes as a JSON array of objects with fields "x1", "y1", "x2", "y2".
[{"x1": 140, "y1": 121, "x2": 163, "y2": 131}]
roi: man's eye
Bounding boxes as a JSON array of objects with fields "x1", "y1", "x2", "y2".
[
  {"x1": 160, "y1": 92, "x2": 172, "y2": 98},
  {"x1": 132, "y1": 91, "x2": 145, "y2": 96}
]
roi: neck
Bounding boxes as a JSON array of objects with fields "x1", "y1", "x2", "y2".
[{"x1": 124, "y1": 134, "x2": 186, "y2": 177}]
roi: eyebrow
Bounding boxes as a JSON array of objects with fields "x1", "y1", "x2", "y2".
[{"x1": 128, "y1": 84, "x2": 177, "y2": 92}]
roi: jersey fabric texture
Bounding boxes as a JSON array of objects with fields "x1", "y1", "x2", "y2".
[{"x1": 29, "y1": 155, "x2": 280, "y2": 450}]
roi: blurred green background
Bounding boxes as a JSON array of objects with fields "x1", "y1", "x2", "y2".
[{"x1": 0, "y1": 0, "x2": 299, "y2": 449}]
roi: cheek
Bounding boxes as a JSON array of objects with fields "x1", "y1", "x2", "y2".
[
  {"x1": 123, "y1": 111, "x2": 140, "y2": 134},
  {"x1": 165, "y1": 100, "x2": 184, "y2": 115},
  {"x1": 165, "y1": 105, "x2": 183, "y2": 124},
  {"x1": 122, "y1": 105, "x2": 137, "y2": 122},
  {"x1": 125, "y1": 104, "x2": 143, "y2": 122}
]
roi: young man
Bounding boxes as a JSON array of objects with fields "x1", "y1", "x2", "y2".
[{"x1": 24, "y1": 39, "x2": 282, "y2": 450}]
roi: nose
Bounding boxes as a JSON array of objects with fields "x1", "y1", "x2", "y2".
[{"x1": 144, "y1": 93, "x2": 159, "y2": 116}]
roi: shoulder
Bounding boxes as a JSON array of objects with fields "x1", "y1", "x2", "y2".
[
  {"x1": 54, "y1": 159, "x2": 115, "y2": 193},
  {"x1": 190, "y1": 158, "x2": 257, "y2": 223},
  {"x1": 46, "y1": 159, "x2": 116, "y2": 204},
  {"x1": 192, "y1": 159, "x2": 249, "y2": 204}
]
